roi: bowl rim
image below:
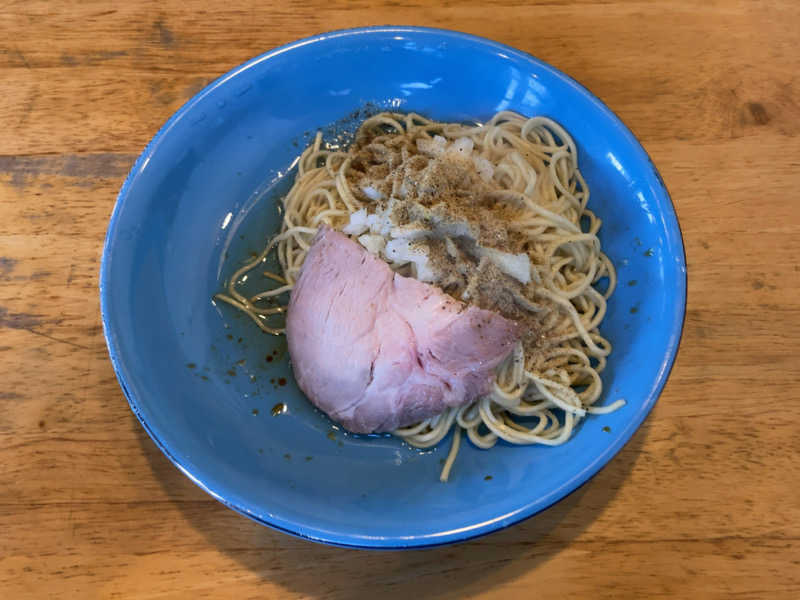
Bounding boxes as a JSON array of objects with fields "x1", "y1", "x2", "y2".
[{"x1": 99, "y1": 25, "x2": 687, "y2": 549}]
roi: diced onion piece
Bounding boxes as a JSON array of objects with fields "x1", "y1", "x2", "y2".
[
  {"x1": 444, "y1": 237, "x2": 459, "y2": 258},
  {"x1": 367, "y1": 211, "x2": 392, "y2": 236},
  {"x1": 384, "y1": 239, "x2": 435, "y2": 282},
  {"x1": 357, "y1": 234, "x2": 386, "y2": 255},
  {"x1": 472, "y1": 155, "x2": 494, "y2": 182},
  {"x1": 342, "y1": 208, "x2": 368, "y2": 235},
  {"x1": 448, "y1": 137, "x2": 474, "y2": 157},
  {"x1": 384, "y1": 238, "x2": 413, "y2": 263},
  {"x1": 416, "y1": 135, "x2": 447, "y2": 157},
  {"x1": 481, "y1": 247, "x2": 531, "y2": 284},
  {"x1": 412, "y1": 259, "x2": 436, "y2": 283},
  {"x1": 361, "y1": 185, "x2": 382, "y2": 201}
]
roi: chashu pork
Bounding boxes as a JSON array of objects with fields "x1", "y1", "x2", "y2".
[{"x1": 286, "y1": 226, "x2": 518, "y2": 433}]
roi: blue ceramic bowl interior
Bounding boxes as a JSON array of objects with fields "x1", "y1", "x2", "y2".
[{"x1": 100, "y1": 27, "x2": 686, "y2": 548}]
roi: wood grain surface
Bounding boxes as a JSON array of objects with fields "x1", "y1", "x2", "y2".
[{"x1": 2, "y1": 1, "x2": 799, "y2": 598}]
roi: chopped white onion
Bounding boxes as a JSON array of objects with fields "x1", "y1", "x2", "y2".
[
  {"x1": 344, "y1": 140, "x2": 528, "y2": 288},
  {"x1": 361, "y1": 185, "x2": 382, "y2": 201},
  {"x1": 416, "y1": 135, "x2": 447, "y2": 158},
  {"x1": 367, "y1": 211, "x2": 392, "y2": 236},
  {"x1": 480, "y1": 247, "x2": 531, "y2": 284},
  {"x1": 384, "y1": 239, "x2": 435, "y2": 282},
  {"x1": 472, "y1": 155, "x2": 494, "y2": 181},
  {"x1": 444, "y1": 237, "x2": 459, "y2": 257},
  {"x1": 448, "y1": 137, "x2": 474, "y2": 157},
  {"x1": 357, "y1": 234, "x2": 386, "y2": 255},
  {"x1": 412, "y1": 259, "x2": 436, "y2": 282},
  {"x1": 384, "y1": 238, "x2": 413, "y2": 263},
  {"x1": 342, "y1": 208, "x2": 368, "y2": 235}
]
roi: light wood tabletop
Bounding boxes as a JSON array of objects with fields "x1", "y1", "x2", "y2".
[{"x1": 2, "y1": 1, "x2": 799, "y2": 598}]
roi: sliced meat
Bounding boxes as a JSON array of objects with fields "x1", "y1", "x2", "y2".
[{"x1": 286, "y1": 226, "x2": 519, "y2": 433}]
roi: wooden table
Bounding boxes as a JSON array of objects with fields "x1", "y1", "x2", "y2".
[{"x1": 2, "y1": 1, "x2": 798, "y2": 598}]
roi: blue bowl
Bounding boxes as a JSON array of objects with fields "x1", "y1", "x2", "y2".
[{"x1": 100, "y1": 26, "x2": 686, "y2": 548}]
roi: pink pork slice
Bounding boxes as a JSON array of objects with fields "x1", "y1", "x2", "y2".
[{"x1": 285, "y1": 226, "x2": 519, "y2": 433}]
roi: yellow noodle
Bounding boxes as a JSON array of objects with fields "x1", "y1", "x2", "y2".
[{"x1": 217, "y1": 111, "x2": 624, "y2": 481}]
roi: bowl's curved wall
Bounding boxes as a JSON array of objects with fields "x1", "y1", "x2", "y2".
[{"x1": 101, "y1": 27, "x2": 686, "y2": 548}]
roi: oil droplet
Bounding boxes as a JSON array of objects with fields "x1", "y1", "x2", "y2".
[
  {"x1": 278, "y1": 377, "x2": 287, "y2": 386},
  {"x1": 484, "y1": 475, "x2": 493, "y2": 481},
  {"x1": 305, "y1": 456, "x2": 313, "y2": 462},
  {"x1": 251, "y1": 408, "x2": 259, "y2": 416},
  {"x1": 644, "y1": 248, "x2": 654, "y2": 257},
  {"x1": 258, "y1": 448, "x2": 264, "y2": 454},
  {"x1": 236, "y1": 359, "x2": 246, "y2": 366},
  {"x1": 271, "y1": 402, "x2": 287, "y2": 416},
  {"x1": 283, "y1": 453, "x2": 291, "y2": 461},
  {"x1": 266, "y1": 355, "x2": 273, "y2": 363},
  {"x1": 602, "y1": 426, "x2": 611, "y2": 433},
  {"x1": 270, "y1": 343, "x2": 287, "y2": 362},
  {"x1": 628, "y1": 280, "x2": 637, "y2": 286},
  {"x1": 326, "y1": 431, "x2": 336, "y2": 441},
  {"x1": 186, "y1": 363, "x2": 196, "y2": 369},
  {"x1": 630, "y1": 306, "x2": 639, "y2": 314},
  {"x1": 227, "y1": 368, "x2": 236, "y2": 377}
]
